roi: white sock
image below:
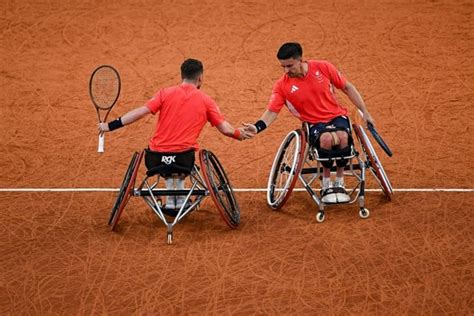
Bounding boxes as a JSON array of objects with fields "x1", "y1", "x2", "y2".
[
  {"x1": 165, "y1": 177, "x2": 174, "y2": 189},
  {"x1": 335, "y1": 176, "x2": 344, "y2": 185},
  {"x1": 176, "y1": 178, "x2": 185, "y2": 190},
  {"x1": 164, "y1": 178, "x2": 175, "y2": 206},
  {"x1": 322, "y1": 177, "x2": 332, "y2": 189}
]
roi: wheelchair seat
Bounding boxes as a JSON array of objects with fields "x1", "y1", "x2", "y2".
[
  {"x1": 146, "y1": 164, "x2": 194, "y2": 177},
  {"x1": 144, "y1": 148, "x2": 194, "y2": 177}
]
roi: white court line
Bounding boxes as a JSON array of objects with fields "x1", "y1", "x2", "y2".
[{"x1": 0, "y1": 188, "x2": 473, "y2": 192}]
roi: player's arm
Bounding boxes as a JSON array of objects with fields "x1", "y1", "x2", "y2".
[
  {"x1": 243, "y1": 80, "x2": 283, "y2": 135},
  {"x1": 341, "y1": 81, "x2": 374, "y2": 126},
  {"x1": 216, "y1": 120, "x2": 253, "y2": 141},
  {"x1": 98, "y1": 105, "x2": 151, "y2": 133},
  {"x1": 242, "y1": 109, "x2": 279, "y2": 134}
]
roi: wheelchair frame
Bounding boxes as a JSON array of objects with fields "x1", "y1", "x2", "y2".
[
  {"x1": 108, "y1": 149, "x2": 240, "y2": 244},
  {"x1": 267, "y1": 122, "x2": 393, "y2": 222}
]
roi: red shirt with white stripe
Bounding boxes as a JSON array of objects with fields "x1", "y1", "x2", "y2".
[
  {"x1": 145, "y1": 83, "x2": 225, "y2": 152},
  {"x1": 267, "y1": 60, "x2": 348, "y2": 124}
]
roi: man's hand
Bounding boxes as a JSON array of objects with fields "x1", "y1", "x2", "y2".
[
  {"x1": 237, "y1": 126, "x2": 255, "y2": 140},
  {"x1": 98, "y1": 122, "x2": 109, "y2": 135},
  {"x1": 360, "y1": 110, "x2": 375, "y2": 127},
  {"x1": 242, "y1": 123, "x2": 257, "y2": 134}
]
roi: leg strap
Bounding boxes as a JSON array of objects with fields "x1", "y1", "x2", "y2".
[
  {"x1": 330, "y1": 132, "x2": 340, "y2": 146},
  {"x1": 317, "y1": 148, "x2": 334, "y2": 169},
  {"x1": 335, "y1": 146, "x2": 351, "y2": 167}
]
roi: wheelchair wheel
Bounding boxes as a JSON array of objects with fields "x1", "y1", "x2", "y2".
[
  {"x1": 267, "y1": 129, "x2": 306, "y2": 210},
  {"x1": 353, "y1": 124, "x2": 393, "y2": 200},
  {"x1": 200, "y1": 150, "x2": 240, "y2": 229},
  {"x1": 109, "y1": 150, "x2": 144, "y2": 230}
]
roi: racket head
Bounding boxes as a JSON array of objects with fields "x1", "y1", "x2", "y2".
[
  {"x1": 89, "y1": 65, "x2": 121, "y2": 111},
  {"x1": 367, "y1": 122, "x2": 393, "y2": 157}
]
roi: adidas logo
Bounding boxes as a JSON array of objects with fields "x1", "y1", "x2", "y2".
[{"x1": 290, "y1": 85, "x2": 299, "y2": 93}]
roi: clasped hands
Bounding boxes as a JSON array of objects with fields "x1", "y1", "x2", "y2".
[{"x1": 235, "y1": 123, "x2": 258, "y2": 141}]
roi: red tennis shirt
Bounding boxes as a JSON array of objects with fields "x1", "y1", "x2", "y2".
[
  {"x1": 145, "y1": 83, "x2": 225, "y2": 152},
  {"x1": 267, "y1": 60, "x2": 348, "y2": 124}
]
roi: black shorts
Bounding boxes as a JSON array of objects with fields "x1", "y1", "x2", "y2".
[
  {"x1": 145, "y1": 148, "x2": 195, "y2": 177},
  {"x1": 308, "y1": 116, "x2": 351, "y2": 147}
]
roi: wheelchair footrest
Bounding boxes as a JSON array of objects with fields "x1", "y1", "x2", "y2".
[{"x1": 321, "y1": 187, "x2": 351, "y2": 204}]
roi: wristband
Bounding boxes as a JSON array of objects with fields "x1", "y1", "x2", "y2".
[
  {"x1": 232, "y1": 129, "x2": 241, "y2": 140},
  {"x1": 108, "y1": 117, "x2": 124, "y2": 131},
  {"x1": 254, "y1": 120, "x2": 267, "y2": 133}
]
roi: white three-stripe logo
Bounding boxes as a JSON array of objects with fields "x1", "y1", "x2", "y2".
[{"x1": 290, "y1": 85, "x2": 299, "y2": 93}]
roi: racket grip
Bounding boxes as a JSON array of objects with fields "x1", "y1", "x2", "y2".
[{"x1": 98, "y1": 134, "x2": 105, "y2": 153}]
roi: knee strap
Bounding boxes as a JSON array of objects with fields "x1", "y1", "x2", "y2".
[
  {"x1": 330, "y1": 132, "x2": 340, "y2": 146},
  {"x1": 334, "y1": 146, "x2": 351, "y2": 167},
  {"x1": 317, "y1": 148, "x2": 334, "y2": 169},
  {"x1": 333, "y1": 145, "x2": 352, "y2": 157}
]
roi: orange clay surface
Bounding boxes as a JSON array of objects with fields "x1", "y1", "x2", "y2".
[{"x1": 1, "y1": 1, "x2": 473, "y2": 314}]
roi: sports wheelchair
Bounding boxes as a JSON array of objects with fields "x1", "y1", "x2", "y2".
[
  {"x1": 267, "y1": 122, "x2": 393, "y2": 222},
  {"x1": 107, "y1": 149, "x2": 240, "y2": 244}
]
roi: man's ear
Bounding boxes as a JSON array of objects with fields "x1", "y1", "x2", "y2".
[{"x1": 197, "y1": 74, "x2": 203, "y2": 88}]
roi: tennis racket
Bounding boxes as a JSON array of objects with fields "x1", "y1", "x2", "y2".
[
  {"x1": 367, "y1": 122, "x2": 393, "y2": 157},
  {"x1": 89, "y1": 65, "x2": 121, "y2": 153},
  {"x1": 357, "y1": 110, "x2": 393, "y2": 157}
]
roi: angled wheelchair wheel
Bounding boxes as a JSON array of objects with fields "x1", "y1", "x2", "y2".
[
  {"x1": 267, "y1": 129, "x2": 306, "y2": 210},
  {"x1": 109, "y1": 150, "x2": 144, "y2": 230},
  {"x1": 353, "y1": 124, "x2": 393, "y2": 200},
  {"x1": 200, "y1": 150, "x2": 240, "y2": 229}
]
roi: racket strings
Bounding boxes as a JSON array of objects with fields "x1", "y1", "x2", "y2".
[{"x1": 90, "y1": 68, "x2": 120, "y2": 110}]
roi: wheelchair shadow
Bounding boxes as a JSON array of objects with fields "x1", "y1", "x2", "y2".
[
  {"x1": 101, "y1": 200, "x2": 240, "y2": 244},
  {"x1": 273, "y1": 191, "x2": 392, "y2": 223}
]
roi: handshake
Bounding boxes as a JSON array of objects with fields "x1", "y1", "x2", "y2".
[{"x1": 234, "y1": 122, "x2": 259, "y2": 141}]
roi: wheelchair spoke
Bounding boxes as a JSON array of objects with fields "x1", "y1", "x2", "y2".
[
  {"x1": 200, "y1": 150, "x2": 240, "y2": 229},
  {"x1": 109, "y1": 150, "x2": 144, "y2": 230},
  {"x1": 353, "y1": 124, "x2": 393, "y2": 200},
  {"x1": 267, "y1": 129, "x2": 305, "y2": 209}
]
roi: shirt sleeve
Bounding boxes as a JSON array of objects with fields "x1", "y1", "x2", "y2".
[
  {"x1": 206, "y1": 97, "x2": 225, "y2": 127},
  {"x1": 267, "y1": 80, "x2": 286, "y2": 113},
  {"x1": 145, "y1": 89, "x2": 164, "y2": 114},
  {"x1": 322, "y1": 61, "x2": 347, "y2": 89}
]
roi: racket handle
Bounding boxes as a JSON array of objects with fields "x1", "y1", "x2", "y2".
[{"x1": 98, "y1": 134, "x2": 105, "y2": 153}]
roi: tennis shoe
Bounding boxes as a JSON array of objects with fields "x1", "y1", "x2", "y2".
[
  {"x1": 175, "y1": 196, "x2": 186, "y2": 209},
  {"x1": 321, "y1": 187, "x2": 338, "y2": 203},
  {"x1": 164, "y1": 196, "x2": 176, "y2": 209},
  {"x1": 334, "y1": 181, "x2": 350, "y2": 203}
]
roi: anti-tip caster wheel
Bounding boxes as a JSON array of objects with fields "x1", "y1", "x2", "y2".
[
  {"x1": 316, "y1": 211, "x2": 325, "y2": 223},
  {"x1": 359, "y1": 208, "x2": 370, "y2": 219}
]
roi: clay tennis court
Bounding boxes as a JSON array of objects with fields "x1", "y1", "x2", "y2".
[{"x1": 1, "y1": 0, "x2": 473, "y2": 314}]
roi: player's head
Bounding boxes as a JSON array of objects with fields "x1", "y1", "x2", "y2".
[
  {"x1": 277, "y1": 42, "x2": 304, "y2": 78},
  {"x1": 181, "y1": 58, "x2": 203, "y2": 88}
]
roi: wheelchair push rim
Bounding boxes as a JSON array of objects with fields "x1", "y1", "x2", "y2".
[
  {"x1": 109, "y1": 150, "x2": 143, "y2": 230},
  {"x1": 267, "y1": 129, "x2": 306, "y2": 210},
  {"x1": 353, "y1": 124, "x2": 393, "y2": 200},
  {"x1": 200, "y1": 149, "x2": 240, "y2": 229}
]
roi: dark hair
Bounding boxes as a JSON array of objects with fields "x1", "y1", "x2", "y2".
[
  {"x1": 180, "y1": 58, "x2": 203, "y2": 80},
  {"x1": 277, "y1": 42, "x2": 303, "y2": 60}
]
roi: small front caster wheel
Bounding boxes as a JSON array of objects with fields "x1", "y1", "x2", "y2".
[
  {"x1": 316, "y1": 211, "x2": 325, "y2": 223},
  {"x1": 359, "y1": 208, "x2": 370, "y2": 219}
]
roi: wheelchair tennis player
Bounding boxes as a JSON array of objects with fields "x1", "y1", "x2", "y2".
[
  {"x1": 98, "y1": 58, "x2": 252, "y2": 211},
  {"x1": 243, "y1": 42, "x2": 376, "y2": 204}
]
